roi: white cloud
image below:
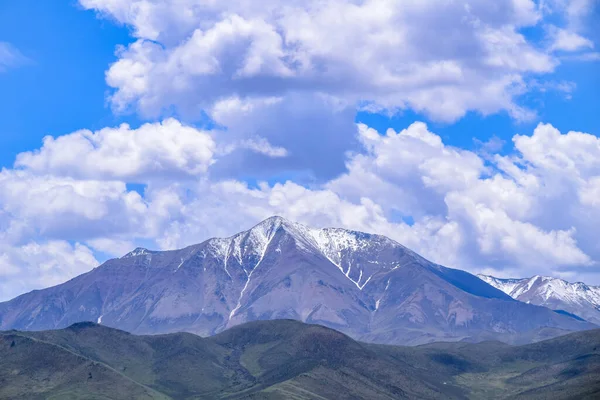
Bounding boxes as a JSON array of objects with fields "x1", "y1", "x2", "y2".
[
  {"x1": 79, "y1": 0, "x2": 559, "y2": 122},
  {"x1": 3, "y1": 119, "x2": 600, "y2": 297},
  {"x1": 86, "y1": 237, "x2": 137, "y2": 257},
  {"x1": 1, "y1": 1, "x2": 599, "y2": 300},
  {"x1": 71, "y1": 0, "x2": 599, "y2": 187},
  {"x1": 110, "y1": 121, "x2": 595, "y2": 282},
  {"x1": 0, "y1": 42, "x2": 28, "y2": 72},
  {"x1": 328, "y1": 122, "x2": 487, "y2": 218},
  {"x1": 0, "y1": 241, "x2": 98, "y2": 301},
  {"x1": 219, "y1": 137, "x2": 288, "y2": 158},
  {"x1": 0, "y1": 170, "x2": 148, "y2": 242},
  {"x1": 144, "y1": 178, "x2": 415, "y2": 252},
  {"x1": 325, "y1": 121, "x2": 594, "y2": 274},
  {"x1": 445, "y1": 192, "x2": 591, "y2": 268},
  {"x1": 548, "y1": 26, "x2": 594, "y2": 51},
  {"x1": 15, "y1": 119, "x2": 216, "y2": 183}
]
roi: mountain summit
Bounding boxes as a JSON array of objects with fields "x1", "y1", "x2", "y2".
[
  {"x1": 478, "y1": 274, "x2": 600, "y2": 325},
  {"x1": 0, "y1": 217, "x2": 594, "y2": 344}
]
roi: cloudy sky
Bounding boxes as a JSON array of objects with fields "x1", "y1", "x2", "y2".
[{"x1": 0, "y1": 0, "x2": 599, "y2": 300}]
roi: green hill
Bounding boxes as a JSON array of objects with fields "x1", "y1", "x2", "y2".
[{"x1": 2, "y1": 320, "x2": 599, "y2": 399}]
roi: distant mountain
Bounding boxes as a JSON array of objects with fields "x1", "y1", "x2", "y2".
[
  {"x1": 2, "y1": 320, "x2": 600, "y2": 399},
  {"x1": 0, "y1": 217, "x2": 595, "y2": 345},
  {"x1": 478, "y1": 274, "x2": 600, "y2": 325}
]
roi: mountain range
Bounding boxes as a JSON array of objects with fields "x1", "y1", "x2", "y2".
[
  {"x1": 0, "y1": 216, "x2": 595, "y2": 345},
  {"x1": 478, "y1": 274, "x2": 600, "y2": 325},
  {"x1": 2, "y1": 320, "x2": 600, "y2": 399}
]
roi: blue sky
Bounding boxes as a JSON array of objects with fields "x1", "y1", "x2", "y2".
[
  {"x1": 0, "y1": 1, "x2": 137, "y2": 168},
  {"x1": 0, "y1": 0, "x2": 599, "y2": 299},
  {"x1": 1, "y1": 1, "x2": 598, "y2": 168}
]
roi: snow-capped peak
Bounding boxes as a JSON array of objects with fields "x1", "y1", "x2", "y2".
[
  {"x1": 122, "y1": 247, "x2": 152, "y2": 258},
  {"x1": 478, "y1": 274, "x2": 600, "y2": 324},
  {"x1": 118, "y1": 217, "x2": 419, "y2": 296},
  {"x1": 208, "y1": 217, "x2": 400, "y2": 259},
  {"x1": 202, "y1": 216, "x2": 408, "y2": 291}
]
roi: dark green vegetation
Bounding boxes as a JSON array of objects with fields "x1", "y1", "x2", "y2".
[{"x1": 1, "y1": 320, "x2": 599, "y2": 399}]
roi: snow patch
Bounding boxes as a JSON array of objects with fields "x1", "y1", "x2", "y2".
[
  {"x1": 228, "y1": 221, "x2": 280, "y2": 320},
  {"x1": 375, "y1": 279, "x2": 392, "y2": 311},
  {"x1": 122, "y1": 247, "x2": 150, "y2": 258},
  {"x1": 359, "y1": 274, "x2": 373, "y2": 290},
  {"x1": 480, "y1": 274, "x2": 600, "y2": 312}
]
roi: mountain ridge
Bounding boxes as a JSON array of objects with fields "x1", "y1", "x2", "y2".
[
  {"x1": 0, "y1": 216, "x2": 595, "y2": 345},
  {"x1": 479, "y1": 274, "x2": 600, "y2": 325}
]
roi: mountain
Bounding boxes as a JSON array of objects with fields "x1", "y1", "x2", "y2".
[
  {"x1": 478, "y1": 275, "x2": 600, "y2": 325},
  {"x1": 0, "y1": 216, "x2": 595, "y2": 345},
  {"x1": 2, "y1": 320, "x2": 600, "y2": 399}
]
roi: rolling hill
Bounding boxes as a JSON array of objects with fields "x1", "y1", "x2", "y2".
[{"x1": 2, "y1": 320, "x2": 599, "y2": 399}]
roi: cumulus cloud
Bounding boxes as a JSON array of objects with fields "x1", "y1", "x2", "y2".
[
  {"x1": 328, "y1": 122, "x2": 487, "y2": 218},
  {"x1": 15, "y1": 119, "x2": 216, "y2": 182},
  {"x1": 135, "y1": 128, "x2": 593, "y2": 279},
  {"x1": 3, "y1": 119, "x2": 600, "y2": 297},
  {"x1": 1, "y1": 1, "x2": 599, "y2": 300},
  {"x1": 144, "y1": 179, "x2": 406, "y2": 251},
  {"x1": 149, "y1": 120, "x2": 600, "y2": 282},
  {"x1": 324, "y1": 121, "x2": 595, "y2": 274},
  {"x1": 546, "y1": 0, "x2": 596, "y2": 28},
  {"x1": 0, "y1": 241, "x2": 98, "y2": 301},
  {"x1": 0, "y1": 170, "x2": 148, "y2": 242},
  {"x1": 80, "y1": 0, "x2": 557, "y2": 124},
  {"x1": 548, "y1": 26, "x2": 594, "y2": 51},
  {"x1": 72, "y1": 0, "x2": 599, "y2": 182}
]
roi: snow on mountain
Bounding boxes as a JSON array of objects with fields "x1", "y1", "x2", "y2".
[
  {"x1": 478, "y1": 274, "x2": 600, "y2": 325},
  {"x1": 205, "y1": 216, "x2": 411, "y2": 293},
  {"x1": 0, "y1": 216, "x2": 595, "y2": 346}
]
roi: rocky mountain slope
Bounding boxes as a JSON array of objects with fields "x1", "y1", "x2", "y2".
[
  {"x1": 0, "y1": 217, "x2": 595, "y2": 345},
  {"x1": 2, "y1": 320, "x2": 600, "y2": 399},
  {"x1": 479, "y1": 274, "x2": 600, "y2": 325}
]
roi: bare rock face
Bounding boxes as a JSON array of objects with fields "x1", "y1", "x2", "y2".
[
  {"x1": 479, "y1": 274, "x2": 600, "y2": 325},
  {"x1": 0, "y1": 217, "x2": 595, "y2": 345}
]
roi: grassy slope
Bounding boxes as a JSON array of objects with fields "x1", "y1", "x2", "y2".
[
  {"x1": 411, "y1": 328, "x2": 600, "y2": 399},
  {"x1": 2, "y1": 320, "x2": 599, "y2": 399},
  {"x1": 0, "y1": 332, "x2": 169, "y2": 400}
]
